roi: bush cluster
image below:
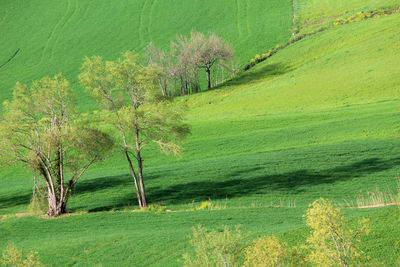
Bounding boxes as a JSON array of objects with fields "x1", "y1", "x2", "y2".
[
  {"x1": 333, "y1": 7, "x2": 400, "y2": 27},
  {"x1": 244, "y1": 49, "x2": 276, "y2": 70},
  {"x1": 0, "y1": 244, "x2": 44, "y2": 267},
  {"x1": 183, "y1": 198, "x2": 372, "y2": 267}
]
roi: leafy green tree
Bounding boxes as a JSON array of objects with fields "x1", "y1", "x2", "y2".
[
  {"x1": 304, "y1": 198, "x2": 371, "y2": 267},
  {"x1": 79, "y1": 51, "x2": 190, "y2": 208},
  {"x1": 0, "y1": 74, "x2": 113, "y2": 216}
]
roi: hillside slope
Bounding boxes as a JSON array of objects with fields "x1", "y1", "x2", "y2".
[{"x1": 0, "y1": 0, "x2": 292, "y2": 110}]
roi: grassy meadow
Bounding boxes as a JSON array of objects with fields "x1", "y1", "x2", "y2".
[
  {"x1": 0, "y1": 0, "x2": 292, "y2": 111},
  {"x1": 1, "y1": 0, "x2": 400, "y2": 266}
]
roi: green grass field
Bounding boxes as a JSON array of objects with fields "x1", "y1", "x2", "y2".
[
  {"x1": 0, "y1": 0, "x2": 292, "y2": 111},
  {"x1": 1, "y1": 0, "x2": 400, "y2": 266}
]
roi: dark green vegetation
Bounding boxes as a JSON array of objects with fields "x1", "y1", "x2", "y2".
[{"x1": 1, "y1": 0, "x2": 400, "y2": 266}]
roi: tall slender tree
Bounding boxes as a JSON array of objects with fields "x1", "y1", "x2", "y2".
[
  {"x1": 0, "y1": 74, "x2": 113, "y2": 216},
  {"x1": 79, "y1": 51, "x2": 190, "y2": 208}
]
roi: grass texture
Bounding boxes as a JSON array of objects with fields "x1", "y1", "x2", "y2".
[{"x1": 0, "y1": 1, "x2": 400, "y2": 266}]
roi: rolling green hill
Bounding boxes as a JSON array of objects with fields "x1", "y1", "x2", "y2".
[
  {"x1": 0, "y1": 0, "x2": 400, "y2": 266},
  {"x1": 0, "y1": 0, "x2": 292, "y2": 111}
]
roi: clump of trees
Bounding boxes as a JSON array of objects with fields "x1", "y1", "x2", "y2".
[
  {"x1": 145, "y1": 31, "x2": 234, "y2": 96},
  {"x1": 79, "y1": 51, "x2": 190, "y2": 208},
  {"x1": 0, "y1": 74, "x2": 113, "y2": 216},
  {"x1": 0, "y1": 31, "x2": 259, "y2": 216},
  {"x1": 183, "y1": 198, "x2": 371, "y2": 267}
]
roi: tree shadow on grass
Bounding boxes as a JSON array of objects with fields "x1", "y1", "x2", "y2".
[
  {"x1": 226, "y1": 63, "x2": 292, "y2": 87},
  {"x1": 72, "y1": 173, "x2": 160, "y2": 195},
  {"x1": 2, "y1": 157, "x2": 397, "y2": 213},
  {"x1": 147, "y1": 157, "x2": 400, "y2": 204},
  {"x1": 0, "y1": 192, "x2": 32, "y2": 211}
]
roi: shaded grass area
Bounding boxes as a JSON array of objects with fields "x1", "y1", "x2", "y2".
[{"x1": 2, "y1": 100, "x2": 399, "y2": 215}]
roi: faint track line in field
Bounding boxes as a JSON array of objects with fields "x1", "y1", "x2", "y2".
[
  {"x1": 235, "y1": 0, "x2": 241, "y2": 37},
  {"x1": 0, "y1": 49, "x2": 20, "y2": 69},
  {"x1": 148, "y1": 0, "x2": 156, "y2": 43},
  {"x1": 291, "y1": 0, "x2": 296, "y2": 38},
  {"x1": 50, "y1": 0, "x2": 78, "y2": 61},
  {"x1": 0, "y1": 9, "x2": 8, "y2": 26},
  {"x1": 39, "y1": 0, "x2": 72, "y2": 65},
  {"x1": 245, "y1": 0, "x2": 251, "y2": 36},
  {"x1": 138, "y1": 0, "x2": 147, "y2": 46}
]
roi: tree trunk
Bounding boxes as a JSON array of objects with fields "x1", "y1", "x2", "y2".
[
  {"x1": 125, "y1": 150, "x2": 143, "y2": 208},
  {"x1": 134, "y1": 124, "x2": 147, "y2": 208},
  {"x1": 137, "y1": 151, "x2": 147, "y2": 207},
  {"x1": 47, "y1": 189, "x2": 64, "y2": 216},
  {"x1": 206, "y1": 67, "x2": 211, "y2": 89}
]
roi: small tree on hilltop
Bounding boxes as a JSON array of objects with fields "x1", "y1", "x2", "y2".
[
  {"x1": 304, "y1": 198, "x2": 371, "y2": 267},
  {"x1": 0, "y1": 74, "x2": 113, "y2": 216},
  {"x1": 79, "y1": 51, "x2": 190, "y2": 208}
]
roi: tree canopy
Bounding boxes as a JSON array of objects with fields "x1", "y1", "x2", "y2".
[
  {"x1": 0, "y1": 74, "x2": 113, "y2": 216},
  {"x1": 80, "y1": 51, "x2": 190, "y2": 208}
]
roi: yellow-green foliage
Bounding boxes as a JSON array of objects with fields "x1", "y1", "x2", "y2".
[
  {"x1": 333, "y1": 7, "x2": 400, "y2": 27},
  {"x1": 197, "y1": 201, "x2": 212, "y2": 211},
  {"x1": 183, "y1": 225, "x2": 246, "y2": 267},
  {"x1": 142, "y1": 204, "x2": 167, "y2": 213},
  {"x1": 0, "y1": 244, "x2": 44, "y2": 267},
  {"x1": 304, "y1": 198, "x2": 371, "y2": 267},
  {"x1": 196, "y1": 200, "x2": 225, "y2": 211},
  {"x1": 243, "y1": 236, "x2": 287, "y2": 267},
  {"x1": 243, "y1": 236, "x2": 306, "y2": 267}
]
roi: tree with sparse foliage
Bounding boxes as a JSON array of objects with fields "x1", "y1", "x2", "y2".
[
  {"x1": 170, "y1": 34, "x2": 201, "y2": 95},
  {"x1": 304, "y1": 198, "x2": 371, "y2": 267},
  {"x1": 0, "y1": 74, "x2": 113, "y2": 217},
  {"x1": 191, "y1": 32, "x2": 234, "y2": 89},
  {"x1": 144, "y1": 42, "x2": 172, "y2": 96},
  {"x1": 79, "y1": 51, "x2": 190, "y2": 208}
]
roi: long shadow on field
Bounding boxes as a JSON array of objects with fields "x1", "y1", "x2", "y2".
[
  {"x1": 147, "y1": 157, "x2": 400, "y2": 204},
  {"x1": 0, "y1": 192, "x2": 32, "y2": 210},
  {"x1": 72, "y1": 173, "x2": 160, "y2": 196},
  {"x1": 227, "y1": 63, "x2": 292, "y2": 87}
]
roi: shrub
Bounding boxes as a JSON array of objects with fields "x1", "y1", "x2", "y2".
[
  {"x1": 142, "y1": 203, "x2": 167, "y2": 213},
  {"x1": 243, "y1": 236, "x2": 306, "y2": 267},
  {"x1": 304, "y1": 198, "x2": 371, "y2": 267},
  {"x1": 243, "y1": 236, "x2": 287, "y2": 267},
  {"x1": 29, "y1": 179, "x2": 48, "y2": 215},
  {"x1": 0, "y1": 244, "x2": 45, "y2": 267},
  {"x1": 196, "y1": 200, "x2": 212, "y2": 211},
  {"x1": 183, "y1": 225, "x2": 246, "y2": 267}
]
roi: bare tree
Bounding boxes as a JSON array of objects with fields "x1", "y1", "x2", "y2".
[
  {"x1": 170, "y1": 35, "x2": 200, "y2": 95},
  {"x1": 144, "y1": 42, "x2": 171, "y2": 96},
  {"x1": 191, "y1": 32, "x2": 234, "y2": 89}
]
